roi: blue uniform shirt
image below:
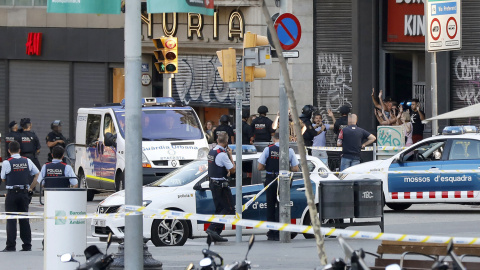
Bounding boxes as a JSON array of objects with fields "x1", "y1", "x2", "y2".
[
  {"x1": 37, "y1": 159, "x2": 78, "y2": 186},
  {"x1": 1, "y1": 153, "x2": 39, "y2": 188},
  {"x1": 258, "y1": 142, "x2": 299, "y2": 169}
]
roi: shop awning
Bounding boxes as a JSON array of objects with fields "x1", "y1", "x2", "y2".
[{"x1": 422, "y1": 103, "x2": 480, "y2": 123}]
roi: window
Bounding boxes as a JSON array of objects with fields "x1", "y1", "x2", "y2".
[
  {"x1": 150, "y1": 160, "x2": 207, "y2": 187},
  {"x1": 86, "y1": 114, "x2": 101, "y2": 146},
  {"x1": 0, "y1": 0, "x2": 46, "y2": 6},
  {"x1": 401, "y1": 140, "x2": 446, "y2": 162},
  {"x1": 104, "y1": 114, "x2": 116, "y2": 137},
  {"x1": 449, "y1": 140, "x2": 480, "y2": 160}
]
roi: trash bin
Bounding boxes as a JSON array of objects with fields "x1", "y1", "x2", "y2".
[
  {"x1": 353, "y1": 179, "x2": 383, "y2": 218},
  {"x1": 319, "y1": 180, "x2": 354, "y2": 219}
]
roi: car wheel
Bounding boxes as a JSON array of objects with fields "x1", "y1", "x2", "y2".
[
  {"x1": 78, "y1": 170, "x2": 95, "y2": 202},
  {"x1": 151, "y1": 219, "x2": 190, "y2": 246},
  {"x1": 115, "y1": 171, "x2": 125, "y2": 192},
  {"x1": 386, "y1": 203, "x2": 412, "y2": 211}
]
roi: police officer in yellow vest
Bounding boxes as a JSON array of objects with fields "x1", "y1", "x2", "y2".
[{"x1": 1, "y1": 141, "x2": 40, "y2": 252}]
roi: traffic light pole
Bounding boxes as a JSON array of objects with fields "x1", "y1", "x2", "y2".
[
  {"x1": 124, "y1": 0, "x2": 144, "y2": 269},
  {"x1": 235, "y1": 79, "x2": 243, "y2": 243}
]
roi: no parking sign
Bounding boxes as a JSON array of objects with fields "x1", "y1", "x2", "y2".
[{"x1": 274, "y1": 13, "x2": 302, "y2": 51}]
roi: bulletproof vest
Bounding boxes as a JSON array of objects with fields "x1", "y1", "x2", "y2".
[
  {"x1": 20, "y1": 131, "x2": 36, "y2": 154},
  {"x1": 48, "y1": 132, "x2": 67, "y2": 150},
  {"x1": 214, "y1": 125, "x2": 233, "y2": 144},
  {"x1": 207, "y1": 148, "x2": 228, "y2": 179},
  {"x1": 5, "y1": 132, "x2": 20, "y2": 158},
  {"x1": 252, "y1": 116, "x2": 271, "y2": 142},
  {"x1": 43, "y1": 162, "x2": 70, "y2": 188},
  {"x1": 301, "y1": 119, "x2": 315, "y2": 146},
  {"x1": 265, "y1": 144, "x2": 280, "y2": 174},
  {"x1": 6, "y1": 157, "x2": 30, "y2": 186}
]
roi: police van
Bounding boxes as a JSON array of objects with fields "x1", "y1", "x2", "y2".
[
  {"x1": 342, "y1": 126, "x2": 480, "y2": 211},
  {"x1": 74, "y1": 97, "x2": 209, "y2": 201}
]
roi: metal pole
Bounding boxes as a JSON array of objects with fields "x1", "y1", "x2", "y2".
[
  {"x1": 261, "y1": 0, "x2": 328, "y2": 265},
  {"x1": 431, "y1": 52, "x2": 438, "y2": 136},
  {"x1": 235, "y1": 61, "x2": 245, "y2": 243},
  {"x1": 278, "y1": 0, "x2": 291, "y2": 244},
  {"x1": 124, "y1": 0, "x2": 143, "y2": 269}
]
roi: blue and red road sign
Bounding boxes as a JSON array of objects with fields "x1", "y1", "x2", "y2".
[{"x1": 274, "y1": 13, "x2": 302, "y2": 51}]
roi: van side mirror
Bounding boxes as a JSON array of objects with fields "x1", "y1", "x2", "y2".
[{"x1": 104, "y1": 133, "x2": 117, "y2": 147}]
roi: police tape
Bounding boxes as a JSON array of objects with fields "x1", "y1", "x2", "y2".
[
  {"x1": 1, "y1": 208, "x2": 480, "y2": 245},
  {"x1": 242, "y1": 176, "x2": 279, "y2": 212},
  {"x1": 308, "y1": 146, "x2": 407, "y2": 151}
]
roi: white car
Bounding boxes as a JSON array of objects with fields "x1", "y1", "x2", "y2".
[
  {"x1": 92, "y1": 153, "x2": 337, "y2": 246},
  {"x1": 342, "y1": 126, "x2": 480, "y2": 211}
]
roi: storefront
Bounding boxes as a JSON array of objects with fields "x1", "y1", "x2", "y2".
[
  {"x1": 0, "y1": 27, "x2": 124, "y2": 162},
  {"x1": 314, "y1": 0, "x2": 480, "y2": 146}
]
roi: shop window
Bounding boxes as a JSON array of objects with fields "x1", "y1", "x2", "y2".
[
  {"x1": 0, "y1": 0, "x2": 14, "y2": 5},
  {"x1": 34, "y1": 0, "x2": 46, "y2": 6}
]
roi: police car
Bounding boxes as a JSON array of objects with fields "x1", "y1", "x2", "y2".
[
  {"x1": 91, "y1": 146, "x2": 338, "y2": 246},
  {"x1": 74, "y1": 97, "x2": 209, "y2": 201},
  {"x1": 342, "y1": 126, "x2": 480, "y2": 211}
]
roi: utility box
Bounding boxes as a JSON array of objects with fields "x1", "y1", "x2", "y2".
[
  {"x1": 354, "y1": 179, "x2": 383, "y2": 218},
  {"x1": 318, "y1": 180, "x2": 354, "y2": 219}
]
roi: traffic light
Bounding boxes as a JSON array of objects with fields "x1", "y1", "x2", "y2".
[
  {"x1": 153, "y1": 36, "x2": 178, "y2": 74},
  {"x1": 216, "y1": 48, "x2": 237, "y2": 82},
  {"x1": 242, "y1": 31, "x2": 271, "y2": 82}
]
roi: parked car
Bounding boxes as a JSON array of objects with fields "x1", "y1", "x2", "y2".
[
  {"x1": 341, "y1": 126, "x2": 480, "y2": 211},
  {"x1": 91, "y1": 150, "x2": 338, "y2": 246}
]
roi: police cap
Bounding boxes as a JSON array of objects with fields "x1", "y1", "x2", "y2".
[
  {"x1": 8, "y1": 121, "x2": 17, "y2": 129},
  {"x1": 257, "y1": 105, "x2": 268, "y2": 114},
  {"x1": 339, "y1": 105, "x2": 351, "y2": 115},
  {"x1": 220, "y1": 115, "x2": 229, "y2": 124}
]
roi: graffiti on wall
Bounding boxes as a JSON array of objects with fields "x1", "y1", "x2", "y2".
[
  {"x1": 173, "y1": 55, "x2": 249, "y2": 107},
  {"x1": 315, "y1": 52, "x2": 353, "y2": 123},
  {"x1": 454, "y1": 56, "x2": 480, "y2": 107}
]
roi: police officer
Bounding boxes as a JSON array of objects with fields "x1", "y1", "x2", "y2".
[
  {"x1": 46, "y1": 120, "x2": 67, "y2": 162},
  {"x1": 36, "y1": 146, "x2": 78, "y2": 188},
  {"x1": 213, "y1": 115, "x2": 235, "y2": 145},
  {"x1": 334, "y1": 105, "x2": 350, "y2": 140},
  {"x1": 251, "y1": 106, "x2": 275, "y2": 143},
  {"x1": 257, "y1": 131, "x2": 299, "y2": 241},
  {"x1": 205, "y1": 133, "x2": 236, "y2": 242},
  {"x1": 5, "y1": 121, "x2": 21, "y2": 158},
  {"x1": 299, "y1": 105, "x2": 322, "y2": 154},
  {"x1": 1, "y1": 141, "x2": 40, "y2": 252},
  {"x1": 234, "y1": 111, "x2": 254, "y2": 145},
  {"x1": 19, "y1": 118, "x2": 41, "y2": 174}
]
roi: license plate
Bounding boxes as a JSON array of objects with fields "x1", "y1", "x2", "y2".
[{"x1": 93, "y1": 219, "x2": 106, "y2": 227}]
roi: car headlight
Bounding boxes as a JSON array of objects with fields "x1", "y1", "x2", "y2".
[
  {"x1": 142, "y1": 152, "x2": 151, "y2": 168},
  {"x1": 197, "y1": 147, "x2": 209, "y2": 160}
]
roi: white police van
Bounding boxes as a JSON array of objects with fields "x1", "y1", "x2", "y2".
[
  {"x1": 342, "y1": 126, "x2": 480, "y2": 211},
  {"x1": 74, "y1": 97, "x2": 209, "y2": 201}
]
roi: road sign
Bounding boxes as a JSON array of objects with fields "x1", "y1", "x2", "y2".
[
  {"x1": 274, "y1": 13, "x2": 302, "y2": 51},
  {"x1": 271, "y1": 50, "x2": 299, "y2": 59},
  {"x1": 425, "y1": 0, "x2": 461, "y2": 52}
]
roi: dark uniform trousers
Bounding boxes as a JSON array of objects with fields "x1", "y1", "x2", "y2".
[
  {"x1": 264, "y1": 174, "x2": 279, "y2": 237},
  {"x1": 5, "y1": 189, "x2": 32, "y2": 250},
  {"x1": 207, "y1": 180, "x2": 235, "y2": 234}
]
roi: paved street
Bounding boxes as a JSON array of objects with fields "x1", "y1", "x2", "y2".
[{"x1": 1, "y1": 195, "x2": 480, "y2": 269}]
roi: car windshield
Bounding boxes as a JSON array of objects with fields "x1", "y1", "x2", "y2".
[
  {"x1": 150, "y1": 160, "x2": 208, "y2": 187},
  {"x1": 115, "y1": 109, "x2": 204, "y2": 141}
]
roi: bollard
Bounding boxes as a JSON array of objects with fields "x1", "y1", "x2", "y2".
[{"x1": 44, "y1": 188, "x2": 87, "y2": 270}]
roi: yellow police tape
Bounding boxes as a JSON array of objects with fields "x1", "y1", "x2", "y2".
[{"x1": 2, "y1": 207, "x2": 478, "y2": 245}]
